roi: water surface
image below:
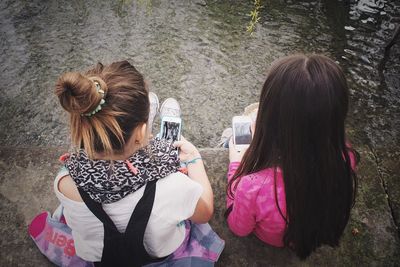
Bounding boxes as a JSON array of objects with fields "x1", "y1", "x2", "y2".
[{"x1": 0, "y1": 0, "x2": 398, "y2": 152}]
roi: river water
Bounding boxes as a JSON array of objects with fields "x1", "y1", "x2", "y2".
[
  {"x1": 0, "y1": 0, "x2": 398, "y2": 150},
  {"x1": 0, "y1": 0, "x2": 399, "y2": 254}
]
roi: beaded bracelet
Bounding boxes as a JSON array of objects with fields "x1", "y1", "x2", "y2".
[{"x1": 183, "y1": 157, "x2": 202, "y2": 166}]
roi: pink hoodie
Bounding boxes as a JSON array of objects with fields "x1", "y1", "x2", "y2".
[
  {"x1": 226, "y1": 150, "x2": 356, "y2": 247},
  {"x1": 226, "y1": 162, "x2": 287, "y2": 247}
]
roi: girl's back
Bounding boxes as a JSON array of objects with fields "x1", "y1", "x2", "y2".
[
  {"x1": 226, "y1": 54, "x2": 358, "y2": 259},
  {"x1": 51, "y1": 60, "x2": 220, "y2": 265},
  {"x1": 55, "y1": 169, "x2": 202, "y2": 261},
  {"x1": 227, "y1": 163, "x2": 286, "y2": 247}
]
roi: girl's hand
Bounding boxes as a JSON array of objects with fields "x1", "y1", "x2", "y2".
[
  {"x1": 173, "y1": 136, "x2": 201, "y2": 162},
  {"x1": 229, "y1": 138, "x2": 247, "y2": 163}
]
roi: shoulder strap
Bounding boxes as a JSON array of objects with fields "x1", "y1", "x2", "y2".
[
  {"x1": 125, "y1": 179, "x2": 157, "y2": 238},
  {"x1": 78, "y1": 188, "x2": 119, "y2": 233},
  {"x1": 81, "y1": 180, "x2": 163, "y2": 266},
  {"x1": 78, "y1": 179, "x2": 157, "y2": 236}
]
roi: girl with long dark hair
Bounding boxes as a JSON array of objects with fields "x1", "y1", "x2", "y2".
[{"x1": 226, "y1": 54, "x2": 358, "y2": 259}]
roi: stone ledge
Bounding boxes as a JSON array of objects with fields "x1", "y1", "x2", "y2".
[{"x1": 0, "y1": 146, "x2": 399, "y2": 266}]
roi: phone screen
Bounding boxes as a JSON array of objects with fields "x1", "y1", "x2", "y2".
[
  {"x1": 234, "y1": 122, "x2": 252, "y2": 145},
  {"x1": 161, "y1": 120, "x2": 181, "y2": 141}
]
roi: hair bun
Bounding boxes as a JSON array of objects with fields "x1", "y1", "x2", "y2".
[{"x1": 55, "y1": 72, "x2": 104, "y2": 115}]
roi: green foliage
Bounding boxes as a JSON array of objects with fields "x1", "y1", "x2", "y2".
[
  {"x1": 137, "y1": 0, "x2": 153, "y2": 14},
  {"x1": 247, "y1": 0, "x2": 262, "y2": 34}
]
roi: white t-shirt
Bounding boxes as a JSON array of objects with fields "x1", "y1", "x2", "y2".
[{"x1": 54, "y1": 168, "x2": 203, "y2": 262}]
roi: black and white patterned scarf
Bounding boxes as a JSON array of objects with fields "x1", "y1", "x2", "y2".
[{"x1": 63, "y1": 138, "x2": 180, "y2": 204}]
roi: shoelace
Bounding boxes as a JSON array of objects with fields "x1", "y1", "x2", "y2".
[{"x1": 161, "y1": 107, "x2": 181, "y2": 117}]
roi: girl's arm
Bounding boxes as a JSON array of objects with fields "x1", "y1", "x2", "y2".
[
  {"x1": 226, "y1": 174, "x2": 258, "y2": 236},
  {"x1": 227, "y1": 162, "x2": 240, "y2": 182},
  {"x1": 226, "y1": 138, "x2": 256, "y2": 236},
  {"x1": 226, "y1": 137, "x2": 247, "y2": 207},
  {"x1": 174, "y1": 137, "x2": 214, "y2": 224},
  {"x1": 226, "y1": 162, "x2": 240, "y2": 207},
  {"x1": 345, "y1": 142, "x2": 358, "y2": 170}
]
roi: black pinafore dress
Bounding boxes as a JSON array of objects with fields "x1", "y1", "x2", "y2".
[{"x1": 78, "y1": 180, "x2": 166, "y2": 267}]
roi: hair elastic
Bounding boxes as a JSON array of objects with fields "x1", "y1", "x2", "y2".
[
  {"x1": 83, "y1": 81, "x2": 106, "y2": 117},
  {"x1": 183, "y1": 157, "x2": 202, "y2": 166}
]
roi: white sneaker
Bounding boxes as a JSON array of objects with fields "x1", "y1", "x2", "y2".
[
  {"x1": 148, "y1": 92, "x2": 159, "y2": 133},
  {"x1": 217, "y1": 127, "x2": 232, "y2": 148},
  {"x1": 159, "y1": 98, "x2": 181, "y2": 118},
  {"x1": 243, "y1": 102, "x2": 259, "y2": 123}
]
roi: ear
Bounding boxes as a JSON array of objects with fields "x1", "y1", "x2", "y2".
[
  {"x1": 250, "y1": 108, "x2": 258, "y2": 138},
  {"x1": 136, "y1": 123, "x2": 148, "y2": 143},
  {"x1": 144, "y1": 80, "x2": 150, "y2": 92}
]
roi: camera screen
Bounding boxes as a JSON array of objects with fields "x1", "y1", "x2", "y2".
[
  {"x1": 234, "y1": 122, "x2": 252, "y2": 145},
  {"x1": 161, "y1": 121, "x2": 181, "y2": 141}
]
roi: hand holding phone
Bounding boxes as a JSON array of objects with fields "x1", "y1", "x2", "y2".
[
  {"x1": 229, "y1": 138, "x2": 247, "y2": 162},
  {"x1": 173, "y1": 136, "x2": 201, "y2": 162}
]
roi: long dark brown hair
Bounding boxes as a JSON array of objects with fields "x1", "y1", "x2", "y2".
[
  {"x1": 55, "y1": 61, "x2": 149, "y2": 158},
  {"x1": 227, "y1": 54, "x2": 358, "y2": 259}
]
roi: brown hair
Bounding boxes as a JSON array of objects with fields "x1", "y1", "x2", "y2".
[{"x1": 55, "y1": 61, "x2": 149, "y2": 158}]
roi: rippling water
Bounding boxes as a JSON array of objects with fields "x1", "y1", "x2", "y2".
[{"x1": 0, "y1": 0, "x2": 398, "y2": 153}]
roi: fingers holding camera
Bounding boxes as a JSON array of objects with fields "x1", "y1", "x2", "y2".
[
  {"x1": 173, "y1": 136, "x2": 201, "y2": 162},
  {"x1": 229, "y1": 138, "x2": 247, "y2": 163}
]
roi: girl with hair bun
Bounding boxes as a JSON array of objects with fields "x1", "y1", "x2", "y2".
[
  {"x1": 52, "y1": 61, "x2": 223, "y2": 266},
  {"x1": 225, "y1": 54, "x2": 359, "y2": 259}
]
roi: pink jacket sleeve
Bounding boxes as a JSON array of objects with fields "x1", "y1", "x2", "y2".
[
  {"x1": 347, "y1": 147, "x2": 357, "y2": 171},
  {"x1": 226, "y1": 162, "x2": 240, "y2": 207},
  {"x1": 226, "y1": 162, "x2": 258, "y2": 236}
]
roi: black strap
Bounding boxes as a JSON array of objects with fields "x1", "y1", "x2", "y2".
[
  {"x1": 78, "y1": 180, "x2": 157, "y2": 235},
  {"x1": 78, "y1": 188, "x2": 119, "y2": 233},
  {"x1": 78, "y1": 180, "x2": 160, "y2": 266},
  {"x1": 125, "y1": 179, "x2": 156, "y2": 240}
]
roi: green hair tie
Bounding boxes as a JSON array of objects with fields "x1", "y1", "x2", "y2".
[{"x1": 83, "y1": 81, "x2": 106, "y2": 117}]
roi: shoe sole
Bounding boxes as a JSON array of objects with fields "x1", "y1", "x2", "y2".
[{"x1": 149, "y1": 92, "x2": 160, "y2": 111}]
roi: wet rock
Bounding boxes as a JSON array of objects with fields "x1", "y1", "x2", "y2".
[
  {"x1": 202, "y1": 146, "x2": 400, "y2": 266},
  {"x1": 0, "y1": 146, "x2": 399, "y2": 266}
]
